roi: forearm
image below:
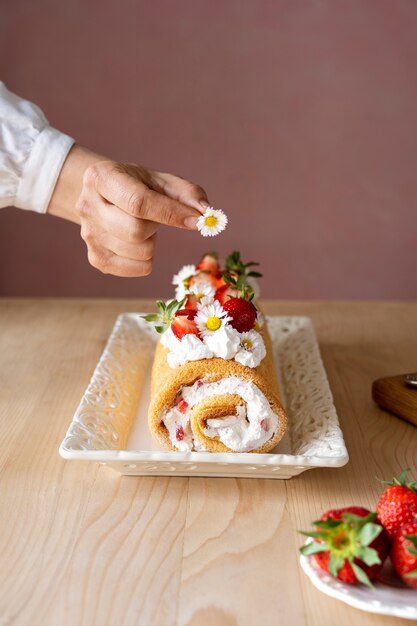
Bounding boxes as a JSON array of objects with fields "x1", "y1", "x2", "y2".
[{"x1": 46, "y1": 144, "x2": 104, "y2": 224}]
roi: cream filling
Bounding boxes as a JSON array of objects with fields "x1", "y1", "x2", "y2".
[{"x1": 162, "y1": 376, "x2": 279, "y2": 452}]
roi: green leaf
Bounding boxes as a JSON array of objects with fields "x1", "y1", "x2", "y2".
[
  {"x1": 350, "y1": 562, "x2": 374, "y2": 588},
  {"x1": 356, "y1": 546, "x2": 381, "y2": 567},
  {"x1": 141, "y1": 314, "x2": 159, "y2": 322},
  {"x1": 405, "y1": 534, "x2": 417, "y2": 549},
  {"x1": 405, "y1": 569, "x2": 417, "y2": 578},
  {"x1": 247, "y1": 271, "x2": 263, "y2": 278},
  {"x1": 329, "y1": 554, "x2": 345, "y2": 577},
  {"x1": 358, "y1": 522, "x2": 382, "y2": 546},
  {"x1": 299, "y1": 531, "x2": 329, "y2": 541},
  {"x1": 343, "y1": 512, "x2": 376, "y2": 527},
  {"x1": 399, "y1": 468, "x2": 410, "y2": 486},
  {"x1": 299, "y1": 542, "x2": 328, "y2": 557},
  {"x1": 314, "y1": 519, "x2": 342, "y2": 529}
]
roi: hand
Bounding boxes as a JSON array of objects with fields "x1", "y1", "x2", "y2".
[{"x1": 47, "y1": 145, "x2": 209, "y2": 277}]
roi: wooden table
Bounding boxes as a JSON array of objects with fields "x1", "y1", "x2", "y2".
[{"x1": 1, "y1": 299, "x2": 416, "y2": 626}]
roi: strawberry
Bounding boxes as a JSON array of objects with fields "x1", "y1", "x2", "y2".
[
  {"x1": 390, "y1": 521, "x2": 417, "y2": 588},
  {"x1": 222, "y1": 298, "x2": 257, "y2": 333},
  {"x1": 196, "y1": 252, "x2": 220, "y2": 274},
  {"x1": 176, "y1": 399, "x2": 189, "y2": 413},
  {"x1": 175, "y1": 426, "x2": 185, "y2": 441},
  {"x1": 376, "y1": 469, "x2": 417, "y2": 538},
  {"x1": 188, "y1": 271, "x2": 222, "y2": 291},
  {"x1": 171, "y1": 310, "x2": 200, "y2": 340},
  {"x1": 214, "y1": 284, "x2": 239, "y2": 305},
  {"x1": 175, "y1": 308, "x2": 196, "y2": 319},
  {"x1": 300, "y1": 507, "x2": 390, "y2": 587},
  {"x1": 184, "y1": 294, "x2": 199, "y2": 311}
]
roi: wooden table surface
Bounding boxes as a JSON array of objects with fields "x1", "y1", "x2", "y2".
[{"x1": 1, "y1": 299, "x2": 416, "y2": 626}]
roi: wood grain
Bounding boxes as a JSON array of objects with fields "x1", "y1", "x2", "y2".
[{"x1": 0, "y1": 299, "x2": 416, "y2": 626}]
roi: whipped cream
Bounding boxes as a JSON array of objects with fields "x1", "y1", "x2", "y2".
[
  {"x1": 161, "y1": 324, "x2": 266, "y2": 369},
  {"x1": 163, "y1": 376, "x2": 278, "y2": 452}
]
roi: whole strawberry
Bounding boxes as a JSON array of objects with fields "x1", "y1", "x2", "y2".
[
  {"x1": 222, "y1": 297, "x2": 257, "y2": 333},
  {"x1": 300, "y1": 506, "x2": 390, "y2": 587},
  {"x1": 376, "y1": 469, "x2": 417, "y2": 538},
  {"x1": 390, "y1": 521, "x2": 417, "y2": 588}
]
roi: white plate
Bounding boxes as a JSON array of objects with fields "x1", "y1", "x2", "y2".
[
  {"x1": 59, "y1": 314, "x2": 349, "y2": 478},
  {"x1": 300, "y1": 540, "x2": 417, "y2": 620}
]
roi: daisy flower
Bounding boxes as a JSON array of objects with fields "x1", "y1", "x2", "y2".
[
  {"x1": 195, "y1": 301, "x2": 231, "y2": 338},
  {"x1": 188, "y1": 282, "x2": 215, "y2": 307},
  {"x1": 196, "y1": 207, "x2": 228, "y2": 237},
  {"x1": 235, "y1": 330, "x2": 266, "y2": 368},
  {"x1": 172, "y1": 264, "x2": 196, "y2": 300}
]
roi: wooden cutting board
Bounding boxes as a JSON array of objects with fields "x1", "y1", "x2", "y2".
[{"x1": 372, "y1": 374, "x2": 417, "y2": 427}]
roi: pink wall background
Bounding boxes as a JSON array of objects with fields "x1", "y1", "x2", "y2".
[{"x1": 1, "y1": 0, "x2": 416, "y2": 299}]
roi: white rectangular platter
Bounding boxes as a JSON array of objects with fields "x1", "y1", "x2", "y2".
[{"x1": 59, "y1": 314, "x2": 348, "y2": 479}]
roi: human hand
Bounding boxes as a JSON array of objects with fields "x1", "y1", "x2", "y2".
[
  {"x1": 76, "y1": 160, "x2": 208, "y2": 277},
  {"x1": 47, "y1": 145, "x2": 209, "y2": 277}
]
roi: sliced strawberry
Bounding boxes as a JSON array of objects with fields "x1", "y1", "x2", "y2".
[
  {"x1": 184, "y1": 294, "x2": 199, "y2": 311},
  {"x1": 175, "y1": 308, "x2": 196, "y2": 320},
  {"x1": 175, "y1": 425, "x2": 185, "y2": 441},
  {"x1": 215, "y1": 283, "x2": 239, "y2": 305},
  {"x1": 189, "y1": 271, "x2": 221, "y2": 291},
  {"x1": 222, "y1": 298, "x2": 257, "y2": 332},
  {"x1": 171, "y1": 315, "x2": 200, "y2": 340},
  {"x1": 176, "y1": 399, "x2": 189, "y2": 413},
  {"x1": 196, "y1": 252, "x2": 219, "y2": 273},
  {"x1": 260, "y1": 418, "x2": 269, "y2": 431}
]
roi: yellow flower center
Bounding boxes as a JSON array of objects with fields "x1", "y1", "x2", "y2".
[
  {"x1": 205, "y1": 216, "x2": 218, "y2": 227},
  {"x1": 241, "y1": 339, "x2": 253, "y2": 350},
  {"x1": 206, "y1": 316, "x2": 221, "y2": 331}
]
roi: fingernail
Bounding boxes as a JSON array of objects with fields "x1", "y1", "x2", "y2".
[
  {"x1": 184, "y1": 216, "x2": 199, "y2": 229},
  {"x1": 199, "y1": 200, "x2": 210, "y2": 210}
]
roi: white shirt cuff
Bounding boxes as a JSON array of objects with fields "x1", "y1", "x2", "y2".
[{"x1": 15, "y1": 126, "x2": 75, "y2": 214}]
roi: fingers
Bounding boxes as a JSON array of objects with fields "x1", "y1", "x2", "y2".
[
  {"x1": 85, "y1": 163, "x2": 201, "y2": 229},
  {"x1": 97, "y1": 232, "x2": 156, "y2": 262},
  {"x1": 86, "y1": 244, "x2": 153, "y2": 277},
  {"x1": 153, "y1": 171, "x2": 209, "y2": 214},
  {"x1": 94, "y1": 199, "x2": 159, "y2": 242},
  {"x1": 80, "y1": 218, "x2": 157, "y2": 275}
]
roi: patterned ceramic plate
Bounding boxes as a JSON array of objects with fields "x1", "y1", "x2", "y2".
[
  {"x1": 59, "y1": 314, "x2": 349, "y2": 478},
  {"x1": 300, "y1": 539, "x2": 417, "y2": 619}
]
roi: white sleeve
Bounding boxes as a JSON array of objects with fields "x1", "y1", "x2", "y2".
[{"x1": 0, "y1": 82, "x2": 75, "y2": 213}]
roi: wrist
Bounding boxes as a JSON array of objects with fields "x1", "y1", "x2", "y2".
[{"x1": 47, "y1": 144, "x2": 104, "y2": 223}]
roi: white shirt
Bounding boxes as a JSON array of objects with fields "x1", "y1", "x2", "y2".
[{"x1": 0, "y1": 82, "x2": 74, "y2": 213}]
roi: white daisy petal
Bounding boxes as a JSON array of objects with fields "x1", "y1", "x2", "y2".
[
  {"x1": 195, "y1": 301, "x2": 231, "y2": 337},
  {"x1": 235, "y1": 330, "x2": 266, "y2": 368},
  {"x1": 196, "y1": 207, "x2": 228, "y2": 237},
  {"x1": 189, "y1": 282, "x2": 216, "y2": 299},
  {"x1": 172, "y1": 263, "x2": 196, "y2": 287}
]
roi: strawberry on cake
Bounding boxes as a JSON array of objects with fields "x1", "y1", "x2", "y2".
[{"x1": 143, "y1": 251, "x2": 287, "y2": 453}]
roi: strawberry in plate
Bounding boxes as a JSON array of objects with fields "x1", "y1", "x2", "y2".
[
  {"x1": 300, "y1": 506, "x2": 390, "y2": 587},
  {"x1": 390, "y1": 520, "x2": 417, "y2": 588},
  {"x1": 376, "y1": 469, "x2": 417, "y2": 538}
]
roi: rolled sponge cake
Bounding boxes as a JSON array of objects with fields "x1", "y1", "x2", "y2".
[{"x1": 148, "y1": 323, "x2": 287, "y2": 453}]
